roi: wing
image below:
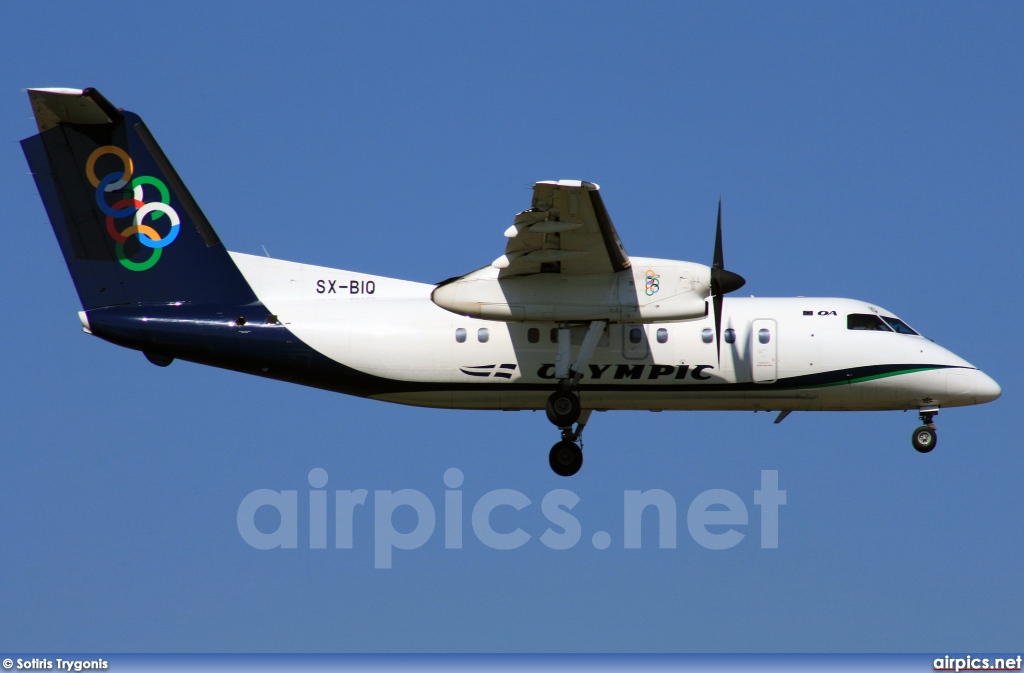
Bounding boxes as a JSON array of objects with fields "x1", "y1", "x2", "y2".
[{"x1": 494, "y1": 180, "x2": 631, "y2": 277}]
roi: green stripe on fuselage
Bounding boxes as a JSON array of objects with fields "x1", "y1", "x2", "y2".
[{"x1": 804, "y1": 366, "x2": 947, "y2": 389}]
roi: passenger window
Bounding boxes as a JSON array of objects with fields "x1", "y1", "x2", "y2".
[
  {"x1": 478, "y1": 328, "x2": 489, "y2": 343},
  {"x1": 528, "y1": 327, "x2": 540, "y2": 343},
  {"x1": 758, "y1": 328, "x2": 771, "y2": 344},
  {"x1": 656, "y1": 328, "x2": 668, "y2": 344},
  {"x1": 629, "y1": 327, "x2": 643, "y2": 344},
  {"x1": 701, "y1": 328, "x2": 713, "y2": 344},
  {"x1": 550, "y1": 328, "x2": 558, "y2": 343},
  {"x1": 847, "y1": 314, "x2": 893, "y2": 331},
  {"x1": 455, "y1": 328, "x2": 466, "y2": 343},
  {"x1": 724, "y1": 328, "x2": 735, "y2": 344}
]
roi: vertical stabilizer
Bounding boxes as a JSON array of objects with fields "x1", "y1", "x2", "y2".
[{"x1": 22, "y1": 87, "x2": 256, "y2": 310}]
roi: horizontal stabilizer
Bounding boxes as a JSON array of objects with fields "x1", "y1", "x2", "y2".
[{"x1": 27, "y1": 88, "x2": 121, "y2": 133}]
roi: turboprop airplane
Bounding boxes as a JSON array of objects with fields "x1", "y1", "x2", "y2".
[{"x1": 22, "y1": 87, "x2": 1001, "y2": 476}]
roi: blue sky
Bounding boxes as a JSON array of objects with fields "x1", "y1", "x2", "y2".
[{"x1": 1, "y1": 1, "x2": 1021, "y2": 653}]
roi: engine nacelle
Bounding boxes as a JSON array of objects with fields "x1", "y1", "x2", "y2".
[{"x1": 431, "y1": 257, "x2": 711, "y2": 323}]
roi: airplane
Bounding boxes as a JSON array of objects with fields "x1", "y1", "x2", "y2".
[{"x1": 21, "y1": 87, "x2": 1001, "y2": 477}]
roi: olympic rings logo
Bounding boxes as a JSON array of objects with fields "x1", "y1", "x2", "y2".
[
  {"x1": 644, "y1": 269, "x2": 660, "y2": 296},
  {"x1": 87, "y1": 145, "x2": 180, "y2": 272}
]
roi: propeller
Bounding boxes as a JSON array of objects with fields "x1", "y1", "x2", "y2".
[{"x1": 710, "y1": 197, "x2": 746, "y2": 364}]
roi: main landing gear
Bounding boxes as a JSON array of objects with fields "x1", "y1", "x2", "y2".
[
  {"x1": 548, "y1": 405, "x2": 591, "y2": 477},
  {"x1": 545, "y1": 320, "x2": 606, "y2": 477},
  {"x1": 912, "y1": 406, "x2": 938, "y2": 453},
  {"x1": 546, "y1": 390, "x2": 581, "y2": 427}
]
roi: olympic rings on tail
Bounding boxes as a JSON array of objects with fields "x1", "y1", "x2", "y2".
[{"x1": 87, "y1": 145, "x2": 179, "y2": 271}]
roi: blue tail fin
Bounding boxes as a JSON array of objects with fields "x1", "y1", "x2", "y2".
[{"x1": 21, "y1": 88, "x2": 256, "y2": 310}]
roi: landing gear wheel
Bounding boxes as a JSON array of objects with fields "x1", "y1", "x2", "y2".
[
  {"x1": 549, "y1": 440, "x2": 583, "y2": 477},
  {"x1": 912, "y1": 426, "x2": 937, "y2": 453},
  {"x1": 546, "y1": 390, "x2": 581, "y2": 427}
]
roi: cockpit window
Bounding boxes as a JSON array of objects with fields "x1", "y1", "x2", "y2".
[
  {"x1": 847, "y1": 314, "x2": 893, "y2": 331},
  {"x1": 880, "y1": 316, "x2": 919, "y2": 335}
]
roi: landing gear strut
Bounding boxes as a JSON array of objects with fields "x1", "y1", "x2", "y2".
[
  {"x1": 545, "y1": 321, "x2": 606, "y2": 476},
  {"x1": 912, "y1": 407, "x2": 938, "y2": 453}
]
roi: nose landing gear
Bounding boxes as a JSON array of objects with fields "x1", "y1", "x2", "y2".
[{"x1": 912, "y1": 406, "x2": 938, "y2": 453}]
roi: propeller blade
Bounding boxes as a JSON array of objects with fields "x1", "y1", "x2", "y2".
[
  {"x1": 713, "y1": 197, "x2": 724, "y2": 271},
  {"x1": 713, "y1": 291, "x2": 724, "y2": 364},
  {"x1": 712, "y1": 198, "x2": 724, "y2": 363},
  {"x1": 708, "y1": 197, "x2": 745, "y2": 365}
]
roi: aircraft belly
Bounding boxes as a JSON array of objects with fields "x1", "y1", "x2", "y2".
[{"x1": 375, "y1": 385, "x2": 822, "y2": 412}]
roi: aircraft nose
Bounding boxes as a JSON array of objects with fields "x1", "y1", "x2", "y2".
[{"x1": 974, "y1": 370, "x2": 1002, "y2": 404}]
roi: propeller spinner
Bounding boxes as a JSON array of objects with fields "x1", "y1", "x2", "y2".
[{"x1": 710, "y1": 198, "x2": 746, "y2": 363}]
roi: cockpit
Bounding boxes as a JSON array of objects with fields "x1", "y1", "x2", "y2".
[{"x1": 847, "y1": 313, "x2": 920, "y2": 335}]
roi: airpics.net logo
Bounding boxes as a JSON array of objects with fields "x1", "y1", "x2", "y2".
[{"x1": 236, "y1": 469, "x2": 786, "y2": 569}]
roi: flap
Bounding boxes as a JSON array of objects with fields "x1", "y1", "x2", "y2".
[{"x1": 497, "y1": 180, "x2": 631, "y2": 277}]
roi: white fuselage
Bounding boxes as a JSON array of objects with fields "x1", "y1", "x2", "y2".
[{"x1": 231, "y1": 253, "x2": 1000, "y2": 413}]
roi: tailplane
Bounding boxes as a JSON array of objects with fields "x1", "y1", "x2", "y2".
[{"x1": 21, "y1": 87, "x2": 256, "y2": 310}]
